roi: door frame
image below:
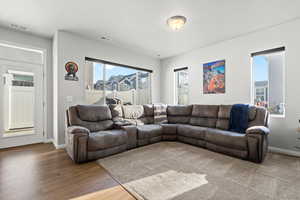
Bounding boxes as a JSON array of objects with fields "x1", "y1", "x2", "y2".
[{"x1": 0, "y1": 41, "x2": 48, "y2": 148}]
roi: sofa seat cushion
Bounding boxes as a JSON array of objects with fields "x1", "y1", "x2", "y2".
[
  {"x1": 205, "y1": 128, "x2": 247, "y2": 150},
  {"x1": 88, "y1": 129, "x2": 127, "y2": 151},
  {"x1": 161, "y1": 124, "x2": 178, "y2": 135},
  {"x1": 137, "y1": 124, "x2": 162, "y2": 139},
  {"x1": 177, "y1": 125, "x2": 206, "y2": 140}
]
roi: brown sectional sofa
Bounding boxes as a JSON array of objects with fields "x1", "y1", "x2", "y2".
[{"x1": 65, "y1": 104, "x2": 269, "y2": 163}]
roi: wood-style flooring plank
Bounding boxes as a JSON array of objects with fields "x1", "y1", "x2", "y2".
[{"x1": 0, "y1": 143, "x2": 135, "y2": 200}]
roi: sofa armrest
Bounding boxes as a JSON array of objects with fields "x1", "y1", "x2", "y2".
[
  {"x1": 246, "y1": 126, "x2": 269, "y2": 163},
  {"x1": 67, "y1": 126, "x2": 90, "y2": 135},
  {"x1": 65, "y1": 126, "x2": 89, "y2": 163},
  {"x1": 246, "y1": 126, "x2": 270, "y2": 135},
  {"x1": 122, "y1": 125, "x2": 137, "y2": 149}
]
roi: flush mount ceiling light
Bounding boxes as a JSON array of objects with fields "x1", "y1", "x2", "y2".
[{"x1": 167, "y1": 15, "x2": 187, "y2": 30}]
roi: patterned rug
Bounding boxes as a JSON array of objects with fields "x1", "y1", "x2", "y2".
[{"x1": 97, "y1": 142, "x2": 300, "y2": 200}]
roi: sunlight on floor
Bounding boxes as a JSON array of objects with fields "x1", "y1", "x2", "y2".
[
  {"x1": 124, "y1": 170, "x2": 208, "y2": 200},
  {"x1": 70, "y1": 185, "x2": 134, "y2": 200}
]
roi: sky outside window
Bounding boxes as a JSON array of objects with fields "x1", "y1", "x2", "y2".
[{"x1": 253, "y1": 55, "x2": 268, "y2": 81}]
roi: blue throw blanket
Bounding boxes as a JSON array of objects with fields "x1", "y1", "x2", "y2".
[{"x1": 229, "y1": 104, "x2": 249, "y2": 133}]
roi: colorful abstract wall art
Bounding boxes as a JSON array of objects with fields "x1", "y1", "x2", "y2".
[{"x1": 203, "y1": 60, "x2": 225, "y2": 94}]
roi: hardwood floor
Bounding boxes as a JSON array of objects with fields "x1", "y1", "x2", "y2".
[{"x1": 0, "y1": 143, "x2": 135, "y2": 200}]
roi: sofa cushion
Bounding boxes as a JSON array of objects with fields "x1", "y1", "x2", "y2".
[
  {"x1": 77, "y1": 105, "x2": 112, "y2": 122},
  {"x1": 248, "y1": 106, "x2": 268, "y2": 127},
  {"x1": 137, "y1": 124, "x2": 162, "y2": 139},
  {"x1": 177, "y1": 125, "x2": 206, "y2": 140},
  {"x1": 154, "y1": 104, "x2": 168, "y2": 124},
  {"x1": 216, "y1": 119, "x2": 230, "y2": 130},
  {"x1": 248, "y1": 106, "x2": 257, "y2": 121},
  {"x1": 216, "y1": 105, "x2": 260, "y2": 130},
  {"x1": 143, "y1": 104, "x2": 154, "y2": 116},
  {"x1": 167, "y1": 105, "x2": 192, "y2": 124},
  {"x1": 123, "y1": 118, "x2": 153, "y2": 126},
  {"x1": 205, "y1": 128, "x2": 247, "y2": 150},
  {"x1": 68, "y1": 106, "x2": 113, "y2": 132},
  {"x1": 190, "y1": 118, "x2": 218, "y2": 128},
  {"x1": 167, "y1": 116, "x2": 190, "y2": 124},
  {"x1": 167, "y1": 105, "x2": 193, "y2": 116},
  {"x1": 161, "y1": 124, "x2": 178, "y2": 135},
  {"x1": 190, "y1": 105, "x2": 219, "y2": 128},
  {"x1": 109, "y1": 104, "x2": 123, "y2": 119},
  {"x1": 88, "y1": 129, "x2": 127, "y2": 151},
  {"x1": 82, "y1": 120, "x2": 114, "y2": 132},
  {"x1": 216, "y1": 105, "x2": 232, "y2": 130},
  {"x1": 191, "y1": 105, "x2": 219, "y2": 118},
  {"x1": 123, "y1": 105, "x2": 144, "y2": 119},
  {"x1": 218, "y1": 105, "x2": 232, "y2": 119}
]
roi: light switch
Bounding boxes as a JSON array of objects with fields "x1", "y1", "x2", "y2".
[{"x1": 66, "y1": 96, "x2": 73, "y2": 102}]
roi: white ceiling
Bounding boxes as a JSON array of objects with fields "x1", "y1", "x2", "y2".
[{"x1": 0, "y1": 0, "x2": 300, "y2": 58}]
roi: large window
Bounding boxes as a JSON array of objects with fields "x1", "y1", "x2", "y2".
[
  {"x1": 85, "y1": 58, "x2": 151, "y2": 105},
  {"x1": 252, "y1": 47, "x2": 285, "y2": 116},
  {"x1": 175, "y1": 67, "x2": 189, "y2": 105}
]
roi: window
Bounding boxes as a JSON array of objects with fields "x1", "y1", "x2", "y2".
[
  {"x1": 175, "y1": 67, "x2": 188, "y2": 105},
  {"x1": 85, "y1": 58, "x2": 152, "y2": 105},
  {"x1": 252, "y1": 47, "x2": 285, "y2": 116}
]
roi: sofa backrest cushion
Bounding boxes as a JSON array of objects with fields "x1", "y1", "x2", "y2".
[
  {"x1": 215, "y1": 105, "x2": 268, "y2": 130},
  {"x1": 216, "y1": 105, "x2": 232, "y2": 130},
  {"x1": 167, "y1": 105, "x2": 193, "y2": 124},
  {"x1": 143, "y1": 104, "x2": 154, "y2": 116},
  {"x1": 248, "y1": 106, "x2": 269, "y2": 127},
  {"x1": 122, "y1": 105, "x2": 144, "y2": 119},
  {"x1": 190, "y1": 105, "x2": 219, "y2": 128},
  {"x1": 77, "y1": 105, "x2": 112, "y2": 121},
  {"x1": 109, "y1": 104, "x2": 124, "y2": 120},
  {"x1": 121, "y1": 105, "x2": 152, "y2": 125},
  {"x1": 248, "y1": 106, "x2": 257, "y2": 121},
  {"x1": 154, "y1": 104, "x2": 168, "y2": 124},
  {"x1": 143, "y1": 104, "x2": 155, "y2": 124},
  {"x1": 68, "y1": 105, "x2": 113, "y2": 132}
]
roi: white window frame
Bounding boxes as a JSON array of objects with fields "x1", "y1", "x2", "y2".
[
  {"x1": 251, "y1": 47, "x2": 286, "y2": 117},
  {"x1": 85, "y1": 59, "x2": 152, "y2": 105},
  {"x1": 174, "y1": 67, "x2": 189, "y2": 105}
]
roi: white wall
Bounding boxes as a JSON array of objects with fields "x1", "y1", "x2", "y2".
[
  {"x1": 160, "y1": 19, "x2": 300, "y2": 151},
  {"x1": 53, "y1": 31, "x2": 160, "y2": 145},
  {"x1": 0, "y1": 27, "x2": 53, "y2": 140}
]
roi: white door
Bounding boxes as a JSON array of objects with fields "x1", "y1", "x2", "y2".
[{"x1": 0, "y1": 60, "x2": 44, "y2": 148}]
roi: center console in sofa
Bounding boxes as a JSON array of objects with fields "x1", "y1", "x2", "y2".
[{"x1": 65, "y1": 104, "x2": 269, "y2": 163}]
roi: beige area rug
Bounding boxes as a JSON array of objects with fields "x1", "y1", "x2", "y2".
[{"x1": 97, "y1": 142, "x2": 300, "y2": 200}]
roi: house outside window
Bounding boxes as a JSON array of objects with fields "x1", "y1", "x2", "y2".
[
  {"x1": 254, "y1": 82, "x2": 268, "y2": 104},
  {"x1": 85, "y1": 59, "x2": 152, "y2": 105},
  {"x1": 252, "y1": 47, "x2": 285, "y2": 116},
  {"x1": 174, "y1": 67, "x2": 189, "y2": 105}
]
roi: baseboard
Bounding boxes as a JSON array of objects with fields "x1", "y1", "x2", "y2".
[
  {"x1": 269, "y1": 146, "x2": 300, "y2": 157},
  {"x1": 52, "y1": 140, "x2": 66, "y2": 149},
  {"x1": 43, "y1": 138, "x2": 53, "y2": 143}
]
